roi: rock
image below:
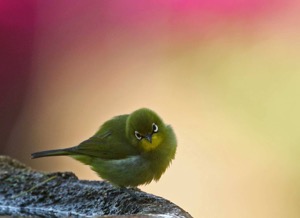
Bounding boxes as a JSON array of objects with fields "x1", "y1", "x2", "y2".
[{"x1": 0, "y1": 156, "x2": 192, "y2": 217}]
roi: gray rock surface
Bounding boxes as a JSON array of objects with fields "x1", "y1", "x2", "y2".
[{"x1": 0, "y1": 156, "x2": 192, "y2": 217}]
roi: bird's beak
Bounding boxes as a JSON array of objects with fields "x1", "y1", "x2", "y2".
[{"x1": 145, "y1": 134, "x2": 152, "y2": 143}]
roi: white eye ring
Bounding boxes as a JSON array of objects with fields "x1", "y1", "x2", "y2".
[
  {"x1": 152, "y1": 123, "x2": 158, "y2": 133},
  {"x1": 135, "y1": 131, "x2": 142, "y2": 140}
]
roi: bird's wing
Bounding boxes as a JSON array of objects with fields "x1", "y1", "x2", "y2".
[{"x1": 68, "y1": 130, "x2": 138, "y2": 160}]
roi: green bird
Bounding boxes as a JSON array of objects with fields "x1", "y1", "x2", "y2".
[{"x1": 31, "y1": 108, "x2": 177, "y2": 187}]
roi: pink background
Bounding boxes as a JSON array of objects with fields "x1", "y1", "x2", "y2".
[{"x1": 1, "y1": 1, "x2": 300, "y2": 217}]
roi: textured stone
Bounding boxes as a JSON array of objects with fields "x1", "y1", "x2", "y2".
[{"x1": 0, "y1": 156, "x2": 192, "y2": 217}]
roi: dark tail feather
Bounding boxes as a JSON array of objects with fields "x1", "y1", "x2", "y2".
[{"x1": 31, "y1": 148, "x2": 71, "y2": 159}]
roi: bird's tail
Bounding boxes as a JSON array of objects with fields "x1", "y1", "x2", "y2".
[{"x1": 31, "y1": 148, "x2": 71, "y2": 159}]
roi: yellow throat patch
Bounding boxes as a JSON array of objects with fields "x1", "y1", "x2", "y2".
[{"x1": 140, "y1": 134, "x2": 163, "y2": 152}]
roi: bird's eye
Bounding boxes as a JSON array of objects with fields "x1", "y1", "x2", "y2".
[
  {"x1": 152, "y1": 123, "x2": 158, "y2": 133},
  {"x1": 135, "y1": 131, "x2": 142, "y2": 140}
]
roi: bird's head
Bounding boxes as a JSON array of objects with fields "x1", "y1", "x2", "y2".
[{"x1": 126, "y1": 108, "x2": 165, "y2": 152}]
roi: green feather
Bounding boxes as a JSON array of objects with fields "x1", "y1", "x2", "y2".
[{"x1": 31, "y1": 108, "x2": 177, "y2": 187}]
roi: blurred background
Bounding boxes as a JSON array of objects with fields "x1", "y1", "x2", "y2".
[{"x1": 1, "y1": 0, "x2": 300, "y2": 217}]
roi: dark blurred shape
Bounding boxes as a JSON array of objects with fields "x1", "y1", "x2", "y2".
[{"x1": 0, "y1": 1, "x2": 36, "y2": 153}]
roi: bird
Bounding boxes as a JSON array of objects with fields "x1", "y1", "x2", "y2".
[{"x1": 31, "y1": 108, "x2": 177, "y2": 187}]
